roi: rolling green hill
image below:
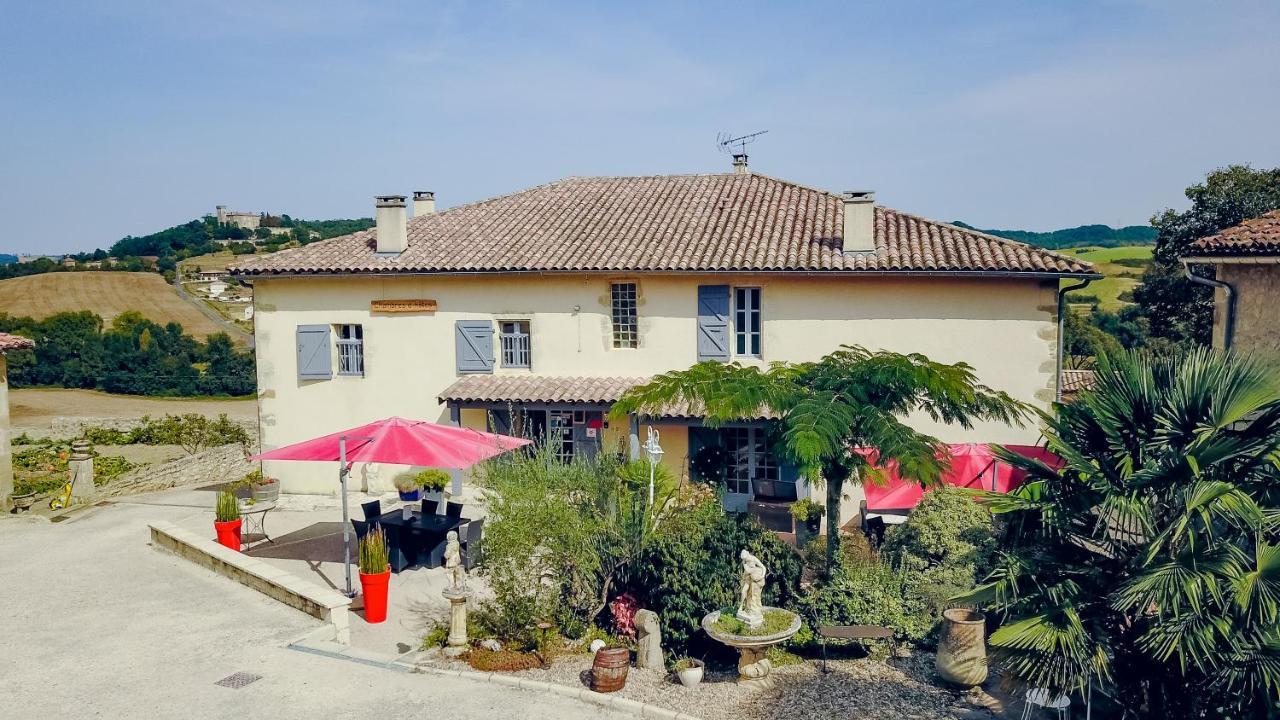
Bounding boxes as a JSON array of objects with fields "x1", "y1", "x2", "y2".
[
  {"x1": 954, "y1": 221, "x2": 1156, "y2": 249},
  {"x1": 1059, "y1": 245, "x2": 1154, "y2": 310}
]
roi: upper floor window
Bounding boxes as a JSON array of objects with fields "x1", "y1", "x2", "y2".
[
  {"x1": 499, "y1": 320, "x2": 531, "y2": 368},
  {"x1": 734, "y1": 287, "x2": 761, "y2": 357},
  {"x1": 611, "y1": 282, "x2": 638, "y2": 348},
  {"x1": 336, "y1": 324, "x2": 364, "y2": 376}
]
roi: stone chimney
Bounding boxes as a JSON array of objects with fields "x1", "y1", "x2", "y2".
[
  {"x1": 841, "y1": 190, "x2": 875, "y2": 254},
  {"x1": 732, "y1": 153, "x2": 749, "y2": 174},
  {"x1": 375, "y1": 195, "x2": 407, "y2": 254},
  {"x1": 413, "y1": 191, "x2": 436, "y2": 216}
]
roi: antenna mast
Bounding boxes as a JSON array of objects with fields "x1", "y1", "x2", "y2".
[{"x1": 716, "y1": 130, "x2": 769, "y2": 173}]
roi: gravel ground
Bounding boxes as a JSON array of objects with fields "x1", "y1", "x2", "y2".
[{"x1": 423, "y1": 649, "x2": 994, "y2": 720}]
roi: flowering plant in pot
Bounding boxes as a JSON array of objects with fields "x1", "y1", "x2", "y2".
[
  {"x1": 358, "y1": 525, "x2": 391, "y2": 623},
  {"x1": 243, "y1": 470, "x2": 279, "y2": 502},
  {"x1": 790, "y1": 498, "x2": 824, "y2": 545},
  {"x1": 393, "y1": 473, "x2": 422, "y2": 502},
  {"x1": 414, "y1": 468, "x2": 451, "y2": 503},
  {"x1": 213, "y1": 489, "x2": 242, "y2": 551},
  {"x1": 672, "y1": 657, "x2": 704, "y2": 688}
]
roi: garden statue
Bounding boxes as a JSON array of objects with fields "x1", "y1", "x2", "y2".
[
  {"x1": 634, "y1": 609, "x2": 664, "y2": 670},
  {"x1": 736, "y1": 549, "x2": 766, "y2": 628},
  {"x1": 444, "y1": 530, "x2": 466, "y2": 590}
]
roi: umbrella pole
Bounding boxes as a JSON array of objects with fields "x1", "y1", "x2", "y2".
[{"x1": 340, "y1": 435, "x2": 354, "y2": 598}]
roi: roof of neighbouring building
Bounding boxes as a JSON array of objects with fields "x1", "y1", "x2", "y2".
[
  {"x1": 0, "y1": 332, "x2": 35, "y2": 353},
  {"x1": 231, "y1": 173, "x2": 1095, "y2": 277},
  {"x1": 1184, "y1": 210, "x2": 1280, "y2": 258},
  {"x1": 1061, "y1": 369, "x2": 1097, "y2": 401}
]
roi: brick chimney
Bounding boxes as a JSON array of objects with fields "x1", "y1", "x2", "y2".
[
  {"x1": 375, "y1": 195, "x2": 407, "y2": 254},
  {"x1": 841, "y1": 191, "x2": 875, "y2": 254},
  {"x1": 413, "y1": 191, "x2": 435, "y2": 216},
  {"x1": 731, "y1": 153, "x2": 749, "y2": 174}
]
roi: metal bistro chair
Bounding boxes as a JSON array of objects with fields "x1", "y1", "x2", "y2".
[
  {"x1": 360, "y1": 499, "x2": 383, "y2": 523},
  {"x1": 1020, "y1": 688, "x2": 1071, "y2": 720},
  {"x1": 421, "y1": 498, "x2": 440, "y2": 516},
  {"x1": 460, "y1": 517, "x2": 484, "y2": 570},
  {"x1": 445, "y1": 501, "x2": 464, "y2": 519}
]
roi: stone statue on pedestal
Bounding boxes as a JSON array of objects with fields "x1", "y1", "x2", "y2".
[
  {"x1": 736, "y1": 549, "x2": 766, "y2": 628},
  {"x1": 444, "y1": 530, "x2": 466, "y2": 591}
]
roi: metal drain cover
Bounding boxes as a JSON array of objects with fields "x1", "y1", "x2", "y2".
[{"x1": 215, "y1": 672, "x2": 262, "y2": 689}]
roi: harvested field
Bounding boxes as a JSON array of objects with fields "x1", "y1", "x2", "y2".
[
  {"x1": 0, "y1": 271, "x2": 228, "y2": 338},
  {"x1": 10, "y1": 388, "x2": 255, "y2": 431}
]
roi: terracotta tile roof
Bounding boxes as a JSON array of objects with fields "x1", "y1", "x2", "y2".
[
  {"x1": 439, "y1": 375, "x2": 650, "y2": 405},
  {"x1": 233, "y1": 174, "x2": 1094, "y2": 277},
  {"x1": 1061, "y1": 369, "x2": 1096, "y2": 399},
  {"x1": 0, "y1": 332, "x2": 34, "y2": 353},
  {"x1": 1185, "y1": 210, "x2": 1280, "y2": 257}
]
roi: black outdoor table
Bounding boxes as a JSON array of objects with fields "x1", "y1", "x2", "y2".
[{"x1": 376, "y1": 511, "x2": 465, "y2": 572}]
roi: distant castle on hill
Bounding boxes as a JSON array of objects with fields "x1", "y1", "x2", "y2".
[{"x1": 215, "y1": 205, "x2": 292, "y2": 236}]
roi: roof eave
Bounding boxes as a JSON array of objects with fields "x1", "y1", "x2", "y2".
[{"x1": 231, "y1": 268, "x2": 1101, "y2": 281}]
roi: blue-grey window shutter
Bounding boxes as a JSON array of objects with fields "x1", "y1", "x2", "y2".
[
  {"x1": 455, "y1": 320, "x2": 495, "y2": 374},
  {"x1": 697, "y1": 285, "x2": 730, "y2": 362},
  {"x1": 296, "y1": 325, "x2": 332, "y2": 380}
]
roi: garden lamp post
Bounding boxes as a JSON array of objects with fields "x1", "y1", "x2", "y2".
[{"x1": 643, "y1": 426, "x2": 664, "y2": 505}]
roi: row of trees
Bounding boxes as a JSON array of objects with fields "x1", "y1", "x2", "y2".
[{"x1": 0, "y1": 311, "x2": 255, "y2": 397}]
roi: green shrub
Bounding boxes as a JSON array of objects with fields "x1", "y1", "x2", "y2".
[
  {"x1": 94, "y1": 455, "x2": 138, "y2": 484},
  {"x1": 414, "y1": 468, "x2": 451, "y2": 491},
  {"x1": 628, "y1": 499, "x2": 802, "y2": 656},
  {"x1": 801, "y1": 532, "x2": 877, "y2": 578},
  {"x1": 795, "y1": 562, "x2": 934, "y2": 643},
  {"x1": 790, "y1": 497, "x2": 823, "y2": 523},
  {"x1": 881, "y1": 484, "x2": 995, "y2": 600}
]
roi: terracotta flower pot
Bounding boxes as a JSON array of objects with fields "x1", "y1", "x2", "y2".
[
  {"x1": 214, "y1": 519, "x2": 242, "y2": 551},
  {"x1": 935, "y1": 608, "x2": 988, "y2": 687},
  {"x1": 359, "y1": 566, "x2": 391, "y2": 623}
]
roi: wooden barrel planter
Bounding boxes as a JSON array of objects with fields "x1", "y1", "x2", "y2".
[{"x1": 591, "y1": 646, "x2": 631, "y2": 693}]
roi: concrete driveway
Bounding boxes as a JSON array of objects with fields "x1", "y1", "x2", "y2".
[{"x1": 0, "y1": 498, "x2": 625, "y2": 719}]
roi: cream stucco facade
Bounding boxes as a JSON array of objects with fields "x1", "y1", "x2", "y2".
[
  {"x1": 1208, "y1": 262, "x2": 1280, "y2": 358},
  {"x1": 251, "y1": 271, "x2": 1059, "y2": 524}
]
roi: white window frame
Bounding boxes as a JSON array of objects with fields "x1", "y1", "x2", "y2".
[
  {"x1": 336, "y1": 324, "x2": 364, "y2": 376},
  {"x1": 611, "y1": 282, "x2": 639, "y2": 349},
  {"x1": 498, "y1": 320, "x2": 531, "y2": 368},
  {"x1": 733, "y1": 287, "x2": 761, "y2": 357}
]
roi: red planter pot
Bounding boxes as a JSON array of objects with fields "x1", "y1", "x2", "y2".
[
  {"x1": 214, "y1": 519, "x2": 242, "y2": 551},
  {"x1": 359, "y1": 567, "x2": 391, "y2": 623}
]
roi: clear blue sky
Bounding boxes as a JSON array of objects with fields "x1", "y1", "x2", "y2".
[{"x1": 2, "y1": 0, "x2": 1277, "y2": 254}]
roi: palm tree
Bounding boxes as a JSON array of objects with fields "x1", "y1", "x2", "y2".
[
  {"x1": 962, "y1": 348, "x2": 1280, "y2": 717},
  {"x1": 611, "y1": 345, "x2": 1027, "y2": 574}
]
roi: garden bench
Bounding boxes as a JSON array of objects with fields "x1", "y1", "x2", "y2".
[{"x1": 818, "y1": 624, "x2": 896, "y2": 672}]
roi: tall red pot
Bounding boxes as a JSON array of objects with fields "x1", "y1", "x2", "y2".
[
  {"x1": 359, "y1": 566, "x2": 391, "y2": 623},
  {"x1": 214, "y1": 519, "x2": 242, "y2": 551}
]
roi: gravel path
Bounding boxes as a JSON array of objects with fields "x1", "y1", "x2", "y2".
[{"x1": 423, "y1": 650, "x2": 993, "y2": 720}]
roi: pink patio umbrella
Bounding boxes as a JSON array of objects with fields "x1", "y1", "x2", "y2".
[
  {"x1": 251, "y1": 417, "x2": 531, "y2": 596},
  {"x1": 860, "y1": 443, "x2": 1064, "y2": 512}
]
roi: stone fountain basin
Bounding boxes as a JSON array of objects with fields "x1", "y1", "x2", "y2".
[{"x1": 701, "y1": 607, "x2": 802, "y2": 648}]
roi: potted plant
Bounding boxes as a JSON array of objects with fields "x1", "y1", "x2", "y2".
[
  {"x1": 214, "y1": 489, "x2": 242, "y2": 551},
  {"x1": 415, "y1": 468, "x2": 451, "y2": 503},
  {"x1": 243, "y1": 469, "x2": 279, "y2": 502},
  {"x1": 393, "y1": 473, "x2": 421, "y2": 502},
  {"x1": 790, "y1": 497, "x2": 824, "y2": 546},
  {"x1": 10, "y1": 491, "x2": 38, "y2": 512},
  {"x1": 673, "y1": 657, "x2": 704, "y2": 688},
  {"x1": 358, "y1": 525, "x2": 391, "y2": 623}
]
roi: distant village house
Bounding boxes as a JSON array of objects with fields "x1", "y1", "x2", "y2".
[{"x1": 1181, "y1": 209, "x2": 1280, "y2": 355}]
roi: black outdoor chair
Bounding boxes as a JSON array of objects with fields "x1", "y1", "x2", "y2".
[
  {"x1": 460, "y1": 517, "x2": 484, "y2": 570},
  {"x1": 420, "y1": 536, "x2": 448, "y2": 568},
  {"x1": 445, "y1": 501, "x2": 464, "y2": 519},
  {"x1": 361, "y1": 499, "x2": 382, "y2": 523},
  {"x1": 351, "y1": 518, "x2": 370, "y2": 541},
  {"x1": 421, "y1": 499, "x2": 439, "y2": 516}
]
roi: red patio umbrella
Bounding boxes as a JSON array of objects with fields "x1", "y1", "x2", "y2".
[
  {"x1": 251, "y1": 417, "x2": 531, "y2": 596},
  {"x1": 860, "y1": 443, "x2": 1063, "y2": 512}
]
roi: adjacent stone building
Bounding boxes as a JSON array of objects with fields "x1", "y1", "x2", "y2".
[
  {"x1": 0, "y1": 331, "x2": 35, "y2": 509},
  {"x1": 1182, "y1": 210, "x2": 1280, "y2": 356}
]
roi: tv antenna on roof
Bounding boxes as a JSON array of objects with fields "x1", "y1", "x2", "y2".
[
  {"x1": 717, "y1": 130, "x2": 768, "y2": 155},
  {"x1": 717, "y1": 130, "x2": 768, "y2": 173}
]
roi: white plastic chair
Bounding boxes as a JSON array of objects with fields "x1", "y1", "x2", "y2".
[{"x1": 1021, "y1": 688, "x2": 1070, "y2": 720}]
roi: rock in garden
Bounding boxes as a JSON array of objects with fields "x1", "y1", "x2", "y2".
[{"x1": 634, "y1": 609, "x2": 663, "y2": 670}]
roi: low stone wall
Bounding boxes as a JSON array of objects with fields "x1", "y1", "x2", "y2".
[
  {"x1": 149, "y1": 521, "x2": 350, "y2": 643},
  {"x1": 105, "y1": 443, "x2": 256, "y2": 496},
  {"x1": 14, "y1": 416, "x2": 257, "y2": 441}
]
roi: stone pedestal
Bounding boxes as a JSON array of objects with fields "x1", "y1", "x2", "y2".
[
  {"x1": 67, "y1": 440, "x2": 96, "y2": 504},
  {"x1": 702, "y1": 607, "x2": 801, "y2": 692},
  {"x1": 735, "y1": 646, "x2": 775, "y2": 690},
  {"x1": 442, "y1": 586, "x2": 471, "y2": 657}
]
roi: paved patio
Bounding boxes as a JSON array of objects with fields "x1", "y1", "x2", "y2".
[{"x1": 0, "y1": 487, "x2": 623, "y2": 719}]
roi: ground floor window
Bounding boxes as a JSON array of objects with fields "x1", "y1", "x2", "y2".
[
  {"x1": 723, "y1": 426, "x2": 778, "y2": 496},
  {"x1": 486, "y1": 407, "x2": 602, "y2": 463}
]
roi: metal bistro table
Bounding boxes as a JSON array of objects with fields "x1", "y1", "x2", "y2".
[
  {"x1": 377, "y1": 510, "x2": 465, "y2": 572},
  {"x1": 238, "y1": 500, "x2": 277, "y2": 548}
]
